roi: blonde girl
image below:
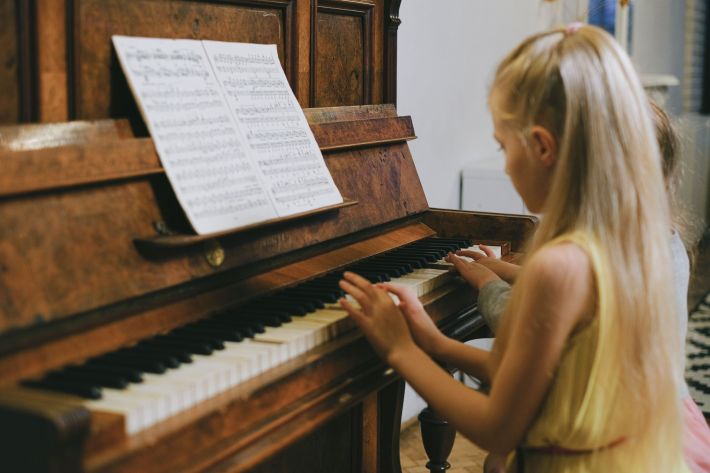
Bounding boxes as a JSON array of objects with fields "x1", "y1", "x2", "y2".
[
  {"x1": 467, "y1": 102, "x2": 710, "y2": 473},
  {"x1": 338, "y1": 24, "x2": 689, "y2": 472}
]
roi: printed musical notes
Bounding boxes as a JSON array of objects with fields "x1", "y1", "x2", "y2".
[
  {"x1": 203, "y1": 41, "x2": 342, "y2": 215},
  {"x1": 112, "y1": 36, "x2": 343, "y2": 235}
]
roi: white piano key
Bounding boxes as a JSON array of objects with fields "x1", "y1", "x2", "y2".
[{"x1": 87, "y1": 389, "x2": 153, "y2": 434}]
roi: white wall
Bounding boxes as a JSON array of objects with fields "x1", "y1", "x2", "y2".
[
  {"x1": 397, "y1": 1, "x2": 570, "y2": 210},
  {"x1": 397, "y1": 0, "x2": 692, "y2": 210},
  {"x1": 630, "y1": 0, "x2": 687, "y2": 114}
]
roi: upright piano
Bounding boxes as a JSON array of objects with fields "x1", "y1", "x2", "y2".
[
  {"x1": 0, "y1": 2, "x2": 536, "y2": 472},
  {"x1": 0, "y1": 106, "x2": 534, "y2": 473}
]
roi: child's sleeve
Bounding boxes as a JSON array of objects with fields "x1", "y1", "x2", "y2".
[{"x1": 477, "y1": 280, "x2": 512, "y2": 334}]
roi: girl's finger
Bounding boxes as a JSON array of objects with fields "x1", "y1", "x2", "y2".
[
  {"x1": 456, "y1": 249, "x2": 486, "y2": 260},
  {"x1": 478, "y1": 244, "x2": 496, "y2": 258},
  {"x1": 445, "y1": 252, "x2": 460, "y2": 264},
  {"x1": 378, "y1": 282, "x2": 407, "y2": 297},
  {"x1": 343, "y1": 271, "x2": 376, "y2": 295},
  {"x1": 339, "y1": 297, "x2": 367, "y2": 323},
  {"x1": 447, "y1": 253, "x2": 471, "y2": 272},
  {"x1": 339, "y1": 279, "x2": 370, "y2": 310}
]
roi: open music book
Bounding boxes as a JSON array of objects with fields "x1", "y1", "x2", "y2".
[{"x1": 112, "y1": 36, "x2": 343, "y2": 235}]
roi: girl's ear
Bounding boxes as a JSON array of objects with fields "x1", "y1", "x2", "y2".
[{"x1": 529, "y1": 126, "x2": 558, "y2": 167}]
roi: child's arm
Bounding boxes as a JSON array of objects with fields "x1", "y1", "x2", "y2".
[
  {"x1": 340, "y1": 243, "x2": 593, "y2": 453},
  {"x1": 456, "y1": 244, "x2": 521, "y2": 283},
  {"x1": 446, "y1": 252, "x2": 515, "y2": 333},
  {"x1": 376, "y1": 282, "x2": 494, "y2": 383}
]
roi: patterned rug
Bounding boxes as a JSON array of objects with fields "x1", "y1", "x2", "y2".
[{"x1": 686, "y1": 290, "x2": 710, "y2": 417}]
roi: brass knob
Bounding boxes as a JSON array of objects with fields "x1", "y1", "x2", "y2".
[{"x1": 204, "y1": 240, "x2": 225, "y2": 268}]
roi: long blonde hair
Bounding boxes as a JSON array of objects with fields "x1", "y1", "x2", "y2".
[{"x1": 491, "y1": 26, "x2": 684, "y2": 470}]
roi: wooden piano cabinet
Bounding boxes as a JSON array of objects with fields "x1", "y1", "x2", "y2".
[
  {"x1": 0, "y1": 0, "x2": 33, "y2": 124},
  {"x1": 0, "y1": 0, "x2": 400, "y2": 124}
]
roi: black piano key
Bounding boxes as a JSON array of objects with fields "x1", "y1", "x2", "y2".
[
  {"x1": 64, "y1": 364, "x2": 144, "y2": 384},
  {"x1": 123, "y1": 345, "x2": 191, "y2": 365},
  {"x1": 79, "y1": 362, "x2": 144, "y2": 383},
  {"x1": 394, "y1": 247, "x2": 447, "y2": 256},
  {"x1": 388, "y1": 250, "x2": 440, "y2": 262},
  {"x1": 378, "y1": 261, "x2": 416, "y2": 272},
  {"x1": 23, "y1": 379, "x2": 102, "y2": 399},
  {"x1": 246, "y1": 303, "x2": 307, "y2": 316},
  {"x1": 295, "y1": 289, "x2": 343, "y2": 300},
  {"x1": 239, "y1": 314, "x2": 284, "y2": 327},
  {"x1": 351, "y1": 272, "x2": 389, "y2": 283},
  {"x1": 268, "y1": 297, "x2": 319, "y2": 312},
  {"x1": 183, "y1": 322, "x2": 245, "y2": 338},
  {"x1": 359, "y1": 264, "x2": 410, "y2": 276},
  {"x1": 203, "y1": 317, "x2": 263, "y2": 335},
  {"x1": 162, "y1": 332, "x2": 226, "y2": 350},
  {"x1": 173, "y1": 325, "x2": 244, "y2": 342},
  {"x1": 94, "y1": 354, "x2": 168, "y2": 374},
  {"x1": 286, "y1": 289, "x2": 340, "y2": 303},
  {"x1": 237, "y1": 311, "x2": 289, "y2": 325},
  {"x1": 348, "y1": 263, "x2": 402, "y2": 275},
  {"x1": 278, "y1": 296, "x2": 324, "y2": 310},
  {"x1": 238, "y1": 302, "x2": 301, "y2": 316},
  {"x1": 47, "y1": 370, "x2": 128, "y2": 390},
  {"x1": 374, "y1": 255, "x2": 427, "y2": 267},
  {"x1": 298, "y1": 280, "x2": 342, "y2": 291},
  {"x1": 212, "y1": 310, "x2": 267, "y2": 324},
  {"x1": 114, "y1": 348, "x2": 182, "y2": 368},
  {"x1": 133, "y1": 342, "x2": 196, "y2": 362},
  {"x1": 371, "y1": 258, "x2": 422, "y2": 269},
  {"x1": 145, "y1": 338, "x2": 215, "y2": 356},
  {"x1": 99, "y1": 350, "x2": 174, "y2": 368}
]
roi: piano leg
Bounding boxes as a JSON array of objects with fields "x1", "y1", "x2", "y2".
[
  {"x1": 378, "y1": 379, "x2": 405, "y2": 473},
  {"x1": 418, "y1": 406, "x2": 456, "y2": 473}
]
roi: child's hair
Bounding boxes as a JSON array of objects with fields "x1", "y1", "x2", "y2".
[
  {"x1": 651, "y1": 101, "x2": 699, "y2": 264},
  {"x1": 490, "y1": 26, "x2": 683, "y2": 470},
  {"x1": 651, "y1": 100, "x2": 680, "y2": 187}
]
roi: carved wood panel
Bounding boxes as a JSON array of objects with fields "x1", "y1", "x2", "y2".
[
  {"x1": 311, "y1": 0, "x2": 381, "y2": 107},
  {"x1": 0, "y1": 0, "x2": 19, "y2": 124},
  {"x1": 70, "y1": 0, "x2": 295, "y2": 120},
  {"x1": 0, "y1": 0, "x2": 396, "y2": 123}
]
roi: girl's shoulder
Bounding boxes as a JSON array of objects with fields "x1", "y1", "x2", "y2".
[
  {"x1": 527, "y1": 240, "x2": 593, "y2": 285},
  {"x1": 519, "y1": 240, "x2": 596, "y2": 327}
]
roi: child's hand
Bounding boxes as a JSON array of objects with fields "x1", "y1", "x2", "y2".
[
  {"x1": 338, "y1": 272, "x2": 417, "y2": 363},
  {"x1": 456, "y1": 244, "x2": 497, "y2": 263},
  {"x1": 446, "y1": 252, "x2": 501, "y2": 290},
  {"x1": 456, "y1": 245, "x2": 520, "y2": 283},
  {"x1": 377, "y1": 283, "x2": 446, "y2": 357}
]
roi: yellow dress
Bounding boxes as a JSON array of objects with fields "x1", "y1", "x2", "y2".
[{"x1": 507, "y1": 232, "x2": 689, "y2": 473}]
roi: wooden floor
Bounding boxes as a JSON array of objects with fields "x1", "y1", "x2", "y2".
[{"x1": 399, "y1": 232, "x2": 710, "y2": 473}]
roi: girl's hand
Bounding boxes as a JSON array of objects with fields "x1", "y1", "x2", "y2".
[
  {"x1": 446, "y1": 252, "x2": 501, "y2": 290},
  {"x1": 377, "y1": 283, "x2": 447, "y2": 357},
  {"x1": 456, "y1": 245, "x2": 520, "y2": 283},
  {"x1": 338, "y1": 272, "x2": 417, "y2": 363}
]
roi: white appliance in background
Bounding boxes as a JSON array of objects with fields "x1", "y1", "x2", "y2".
[{"x1": 460, "y1": 157, "x2": 529, "y2": 214}]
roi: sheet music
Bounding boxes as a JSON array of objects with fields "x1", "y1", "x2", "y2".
[
  {"x1": 202, "y1": 41, "x2": 343, "y2": 216},
  {"x1": 112, "y1": 36, "x2": 276, "y2": 235}
]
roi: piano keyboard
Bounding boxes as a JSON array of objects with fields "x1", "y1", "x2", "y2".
[{"x1": 22, "y1": 238, "x2": 499, "y2": 434}]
